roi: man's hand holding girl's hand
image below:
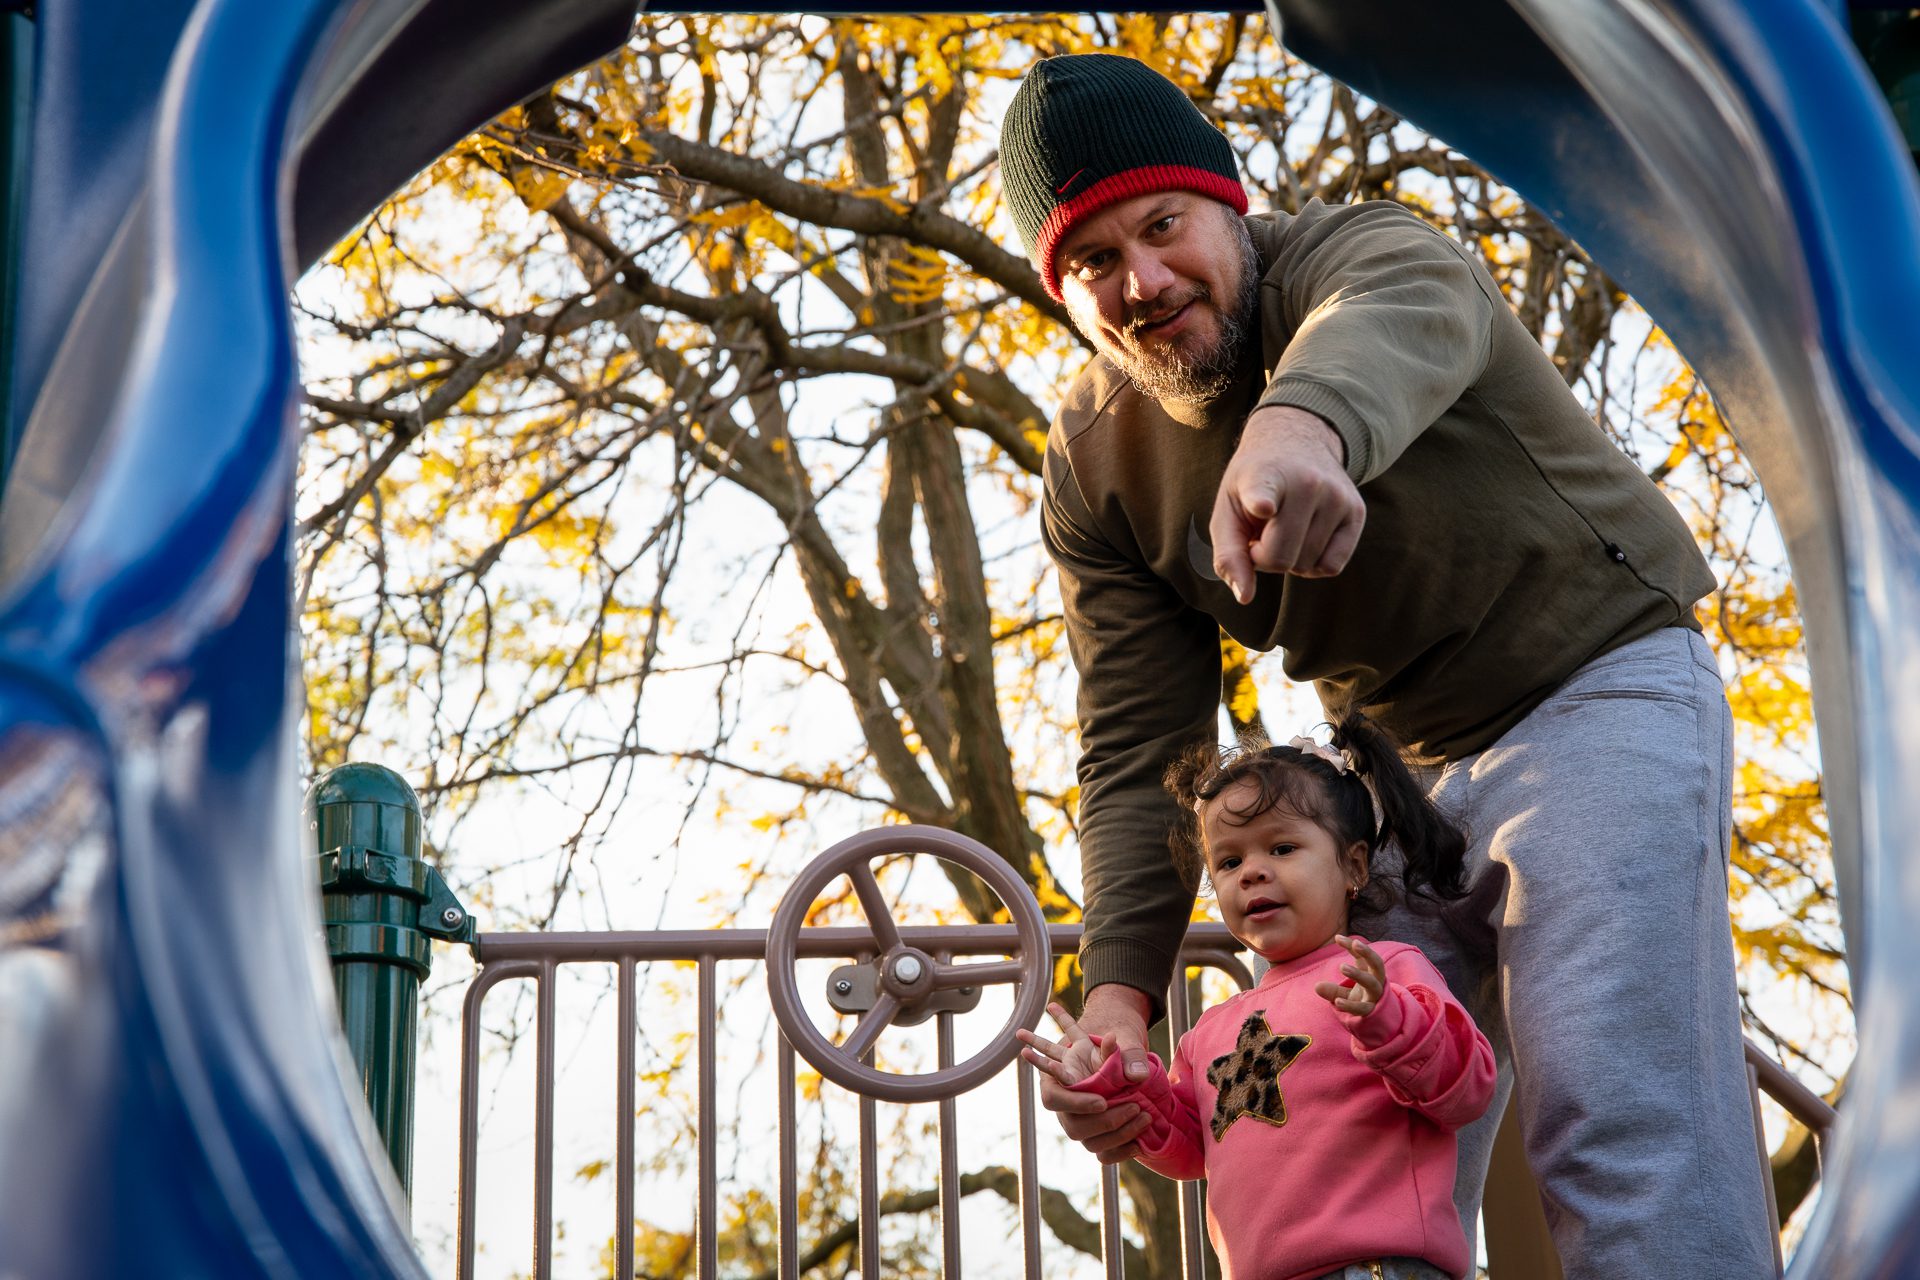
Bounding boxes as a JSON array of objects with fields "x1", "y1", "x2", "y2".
[
  {"x1": 1314, "y1": 934, "x2": 1387, "y2": 1017},
  {"x1": 1025, "y1": 984, "x2": 1155, "y2": 1164},
  {"x1": 1016, "y1": 1002, "x2": 1114, "y2": 1085}
]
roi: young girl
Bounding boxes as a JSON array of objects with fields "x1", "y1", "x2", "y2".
[{"x1": 1018, "y1": 712, "x2": 1496, "y2": 1280}]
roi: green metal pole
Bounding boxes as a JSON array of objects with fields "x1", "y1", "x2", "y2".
[{"x1": 307, "y1": 763, "x2": 473, "y2": 1211}]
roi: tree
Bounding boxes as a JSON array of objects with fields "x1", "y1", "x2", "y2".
[{"x1": 298, "y1": 14, "x2": 1848, "y2": 1270}]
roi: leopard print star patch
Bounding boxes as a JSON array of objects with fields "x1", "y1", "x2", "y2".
[{"x1": 1205, "y1": 1011, "x2": 1310, "y2": 1140}]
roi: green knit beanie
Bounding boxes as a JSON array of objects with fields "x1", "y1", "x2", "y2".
[{"x1": 999, "y1": 54, "x2": 1248, "y2": 301}]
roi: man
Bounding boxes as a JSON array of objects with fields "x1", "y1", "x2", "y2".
[{"x1": 1001, "y1": 53, "x2": 1773, "y2": 1278}]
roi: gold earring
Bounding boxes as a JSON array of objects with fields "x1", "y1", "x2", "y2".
[{"x1": 1346, "y1": 885, "x2": 1359, "y2": 901}]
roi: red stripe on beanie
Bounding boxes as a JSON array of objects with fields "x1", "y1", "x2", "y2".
[{"x1": 1035, "y1": 165, "x2": 1250, "y2": 302}]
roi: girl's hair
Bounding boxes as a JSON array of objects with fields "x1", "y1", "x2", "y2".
[{"x1": 1162, "y1": 709, "x2": 1469, "y2": 916}]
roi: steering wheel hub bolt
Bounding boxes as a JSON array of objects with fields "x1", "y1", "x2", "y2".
[{"x1": 893, "y1": 955, "x2": 923, "y2": 983}]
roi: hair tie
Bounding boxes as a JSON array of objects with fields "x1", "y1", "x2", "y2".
[{"x1": 1287, "y1": 735, "x2": 1350, "y2": 775}]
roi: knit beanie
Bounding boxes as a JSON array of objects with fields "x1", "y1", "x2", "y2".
[{"x1": 1000, "y1": 54, "x2": 1248, "y2": 301}]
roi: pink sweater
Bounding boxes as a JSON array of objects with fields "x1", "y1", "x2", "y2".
[{"x1": 1073, "y1": 940, "x2": 1495, "y2": 1280}]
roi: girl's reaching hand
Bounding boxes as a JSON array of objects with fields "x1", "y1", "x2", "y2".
[
  {"x1": 1314, "y1": 934, "x2": 1387, "y2": 1017},
  {"x1": 1016, "y1": 1001, "x2": 1115, "y2": 1086}
]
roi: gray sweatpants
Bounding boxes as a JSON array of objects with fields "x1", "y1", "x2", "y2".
[{"x1": 1363, "y1": 627, "x2": 1775, "y2": 1278}]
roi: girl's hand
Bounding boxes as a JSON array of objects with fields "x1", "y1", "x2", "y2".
[
  {"x1": 1314, "y1": 934, "x2": 1387, "y2": 1017},
  {"x1": 1016, "y1": 1001, "x2": 1115, "y2": 1086}
]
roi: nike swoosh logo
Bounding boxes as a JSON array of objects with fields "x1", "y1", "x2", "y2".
[
  {"x1": 1188, "y1": 518, "x2": 1223, "y2": 582},
  {"x1": 1055, "y1": 167, "x2": 1088, "y2": 195}
]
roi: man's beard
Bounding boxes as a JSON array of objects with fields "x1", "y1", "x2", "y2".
[{"x1": 1111, "y1": 216, "x2": 1259, "y2": 406}]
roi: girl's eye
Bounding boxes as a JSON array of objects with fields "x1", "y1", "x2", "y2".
[
  {"x1": 1216, "y1": 855, "x2": 1240, "y2": 872},
  {"x1": 1270, "y1": 843, "x2": 1295, "y2": 857}
]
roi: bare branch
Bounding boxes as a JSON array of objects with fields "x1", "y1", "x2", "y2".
[{"x1": 632, "y1": 127, "x2": 1071, "y2": 329}]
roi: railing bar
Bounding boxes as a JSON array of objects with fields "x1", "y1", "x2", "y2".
[
  {"x1": 1750, "y1": 1061, "x2": 1785, "y2": 1277},
  {"x1": 1167, "y1": 970, "x2": 1206, "y2": 1280},
  {"x1": 534, "y1": 960, "x2": 557, "y2": 1280},
  {"x1": 456, "y1": 960, "x2": 538, "y2": 1280},
  {"x1": 1016, "y1": 1062, "x2": 1043, "y2": 1280},
  {"x1": 617, "y1": 956, "x2": 636, "y2": 1280},
  {"x1": 456, "y1": 982, "x2": 483, "y2": 1280},
  {"x1": 699, "y1": 956, "x2": 719, "y2": 1280},
  {"x1": 1743, "y1": 1037, "x2": 1837, "y2": 1136},
  {"x1": 778, "y1": 1036, "x2": 800, "y2": 1280},
  {"x1": 1206, "y1": 949, "x2": 1257, "y2": 993},
  {"x1": 937, "y1": 1003, "x2": 961, "y2": 1278},
  {"x1": 860, "y1": 1053, "x2": 881, "y2": 1280},
  {"x1": 1100, "y1": 1163, "x2": 1125, "y2": 1280},
  {"x1": 474, "y1": 923, "x2": 1248, "y2": 964}
]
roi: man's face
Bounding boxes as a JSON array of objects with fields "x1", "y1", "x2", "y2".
[{"x1": 1053, "y1": 192, "x2": 1258, "y2": 405}]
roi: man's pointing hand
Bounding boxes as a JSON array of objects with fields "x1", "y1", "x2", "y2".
[{"x1": 1209, "y1": 405, "x2": 1367, "y2": 604}]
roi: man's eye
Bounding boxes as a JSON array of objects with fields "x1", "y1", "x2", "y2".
[
  {"x1": 1075, "y1": 251, "x2": 1111, "y2": 276},
  {"x1": 1151, "y1": 216, "x2": 1176, "y2": 235}
]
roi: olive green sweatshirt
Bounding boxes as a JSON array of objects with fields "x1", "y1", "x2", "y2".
[{"x1": 1041, "y1": 199, "x2": 1716, "y2": 1005}]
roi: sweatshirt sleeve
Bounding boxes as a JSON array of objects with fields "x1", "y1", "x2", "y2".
[
  {"x1": 1041, "y1": 439, "x2": 1220, "y2": 1015},
  {"x1": 1338, "y1": 948, "x2": 1496, "y2": 1132},
  {"x1": 1255, "y1": 201, "x2": 1500, "y2": 485},
  {"x1": 1070, "y1": 1041, "x2": 1208, "y2": 1181}
]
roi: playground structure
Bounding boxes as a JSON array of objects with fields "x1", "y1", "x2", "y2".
[{"x1": 1, "y1": 0, "x2": 1917, "y2": 1276}]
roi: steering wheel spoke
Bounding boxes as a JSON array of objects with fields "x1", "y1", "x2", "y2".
[
  {"x1": 846, "y1": 860, "x2": 902, "y2": 953},
  {"x1": 838, "y1": 991, "x2": 901, "y2": 1060},
  {"x1": 931, "y1": 958, "x2": 1026, "y2": 990}
]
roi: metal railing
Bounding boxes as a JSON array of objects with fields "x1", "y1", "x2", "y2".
[
  {"x1": 454, "y1": 923, "x2": 1251, "y2": 1280},
  {"x1": 1746, "y1": 1040, "x2": 1838, "y2": 1274},
  {"x1": 306, "y1": 775, "x2": 1836, "y2": 1279},
  {"x1": 447, "y1": 922, "x2": 1836, "y2": 1280}
]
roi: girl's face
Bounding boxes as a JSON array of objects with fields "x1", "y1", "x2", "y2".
[{"x1": 1200, "y1": 778, "x2": 1369, "y2": 963}]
